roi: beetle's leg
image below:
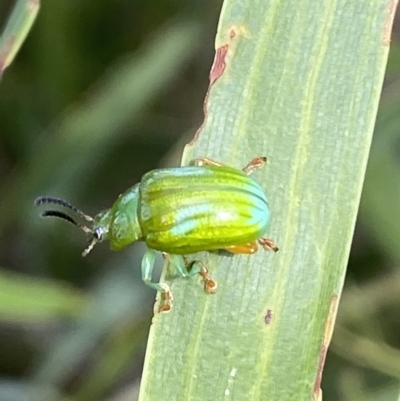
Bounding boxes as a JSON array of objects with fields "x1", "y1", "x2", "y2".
[
  {"x1": 258, "y1": 237, "x2": 279, "y2": 252},
  {"x1": 168, "y1": 255, "x2": 217, "y2": 293},
  {"x1": 242, "y1": 157, "x2": 267, "y2": 175},
  {"x1": 167, "y1": 254, "x2": 191, "y2": 277},
  {"x1": 191, "y1": 157, "x2": 225, "y2": 167},
  {"x1": 189, "y1": 261, "x2": 217, "y2": 293},
  {"x1": 142, "y1": 249, "x2": 173, "y2": 313},
  {"x1": 226, "y1": 239, "x2": 278, "y2": 253},
  {"x1": 225, "y1": 242, "x2": 259, "y2": 254},
  {"x1": 199, "y1": 264, "x2": 217, "y2": 293},
  {"x1": 192, "y1": 156, "x2": 267, "y2": 176}
]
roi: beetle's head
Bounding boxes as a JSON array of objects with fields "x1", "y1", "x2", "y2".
[{"x1": 35, "y1": 196, "x2": 110, "y2": 257}]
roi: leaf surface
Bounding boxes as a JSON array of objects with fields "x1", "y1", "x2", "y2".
[{"x1": 139, "y1": 1, "x2": 395, "y2": 400}]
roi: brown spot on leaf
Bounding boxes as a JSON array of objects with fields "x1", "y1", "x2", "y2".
[
  {"x1": 313, "y1": 345, "x2": 327, "y2": 400},
  {"x1": 313, "y1": 294, "x2": 339, "y2": 400},
  {"x1": 187, "y1": 44, "x2": 229, "y2": 145},
  {"x1": 382, "y1": 0, "x2": 399, "y2": 46},
  {"x1": 187, "y1": 27, "x2": 240, "y2": 146},
  {"x1": 209, "y1": 45, "x2": 229, "y2": 87},
  {"x1": 264, "y1": 309, "x2": 273, "y2": 325}
]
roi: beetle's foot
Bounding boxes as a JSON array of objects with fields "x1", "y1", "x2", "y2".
[
  {"x1": 158, "y1": 283, "x2": 173, "y2": 313},
  {"x1": 192, "y1": 157, "x2": 224, "y2": 167},
  {"x1": 204, "y1": 277, "x2": 217, "y2": 293},
  {"x1": 198, "y1": 264, "x2": 217, "y2": 293},
  {"x1": 258, "y1": 237, "x2": 279, "y2": 252},
  {"x1": 242, "y1": 157, "x2": 267, "y2": 175}
]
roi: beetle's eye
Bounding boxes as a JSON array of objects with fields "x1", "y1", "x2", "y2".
[{"x1": 94, "y1": 229, "x2": 102, "y2": 241}]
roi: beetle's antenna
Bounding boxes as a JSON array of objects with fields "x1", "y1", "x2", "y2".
[
  {"x1": 41, "y1": 210, "x2": 92, "y2": 234},
  {"x1": 41, "y1": 210, "x2": 79, "y2": 226},
  {"x1": 82, "y1": 238, "x2": 97, "y2": 257},
  {"x1": 35, "y1": 197, "x2": 93, "y2": 222}
]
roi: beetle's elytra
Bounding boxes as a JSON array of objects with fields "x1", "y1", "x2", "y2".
[{"x1": 35, "y1": 156, "x2": 278, "y2": 312}]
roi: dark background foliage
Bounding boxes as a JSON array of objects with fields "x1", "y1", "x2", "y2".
[{"x1": 0, "y1": 1, "x2": 399, "y2": 400}]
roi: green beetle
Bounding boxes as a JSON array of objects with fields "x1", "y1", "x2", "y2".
[{"x1": 35, "y1": 156, "x2": 278, "y2": 312}]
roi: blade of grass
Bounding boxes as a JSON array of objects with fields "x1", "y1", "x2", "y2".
[
  {"x1": 0, "y1": 21, "x2": 200, "y2": 228},
  {"x1": 359, "y1": 79, "x2": 400, "y2": 262},
  {"x1": 29, "y1": 261, "x2": 150, "y2": 389},
  {"x1": 0, "y1": 0, "x2": 39, "y2": 78},
  {"x1": 0, "y1": 267, "x2": 86, "y2": 322},
  {"x1": 331, "y1": 326, "x2": 400, "y2": 380},
  {"x1": 139, "y1": 0, "x2": 395, "y2": 400},
  {"x1": 71, "y1": 319, "x2": 148, "y2": 401}
]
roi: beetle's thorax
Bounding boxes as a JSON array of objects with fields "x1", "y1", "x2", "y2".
[{"x1": 101, "y1": 184, "x2": 143, "y2": 251}]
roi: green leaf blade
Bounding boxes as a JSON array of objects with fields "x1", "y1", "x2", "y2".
[
  {"x1": 140, "y1": 1, "x2": 394, "y2": 400},
  {"x1": 0, "y1": 0, "x2": 40, "y2": 77},
  {"x1": 0, "y1": 268, "x2": 87, "y2": 322}
]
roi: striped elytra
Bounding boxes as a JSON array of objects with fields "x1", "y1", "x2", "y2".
[{"x1": 138, "y1": 166, "x2": 270, "y2": 254}]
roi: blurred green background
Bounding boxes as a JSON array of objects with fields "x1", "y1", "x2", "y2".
[{"x1": 0, "y1": 1, "x2": 399, "y2": 400}]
